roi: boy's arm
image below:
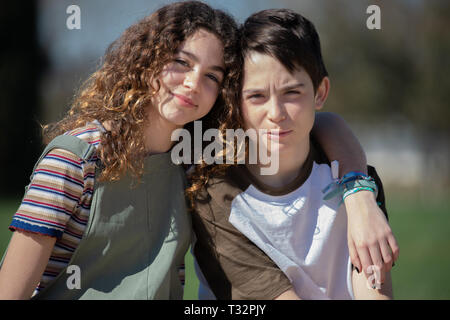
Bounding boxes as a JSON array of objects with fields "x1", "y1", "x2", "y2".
[
  {"x1": 274, "y1": 288, "x2": 301, "y2": 300},
  {"x1": 352, "y1": 268, "x2": 393, "y2": 300},
  {"x1": 312, "y1": 112, "x2": 399, "y2": 279}
]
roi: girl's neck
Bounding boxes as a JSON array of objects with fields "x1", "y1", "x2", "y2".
[{"x1": 142, "y1": 116, "x2": 182, "y2": 156}]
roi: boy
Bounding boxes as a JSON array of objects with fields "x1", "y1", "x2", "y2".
[{"x1": 191, "y1": 9, "x2": 393, "y2": 299}]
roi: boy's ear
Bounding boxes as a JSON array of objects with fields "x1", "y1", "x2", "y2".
[{"x1": 314, "y1": 77, "x2": 330, "y2": 110}]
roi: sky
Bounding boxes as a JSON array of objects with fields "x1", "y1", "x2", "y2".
[
  {"x1": 37, "y1": 0, "x2": 426, "y2": 72},
  {"x1": 38, "y1": 0, "x2": 298, "y2": 71}
]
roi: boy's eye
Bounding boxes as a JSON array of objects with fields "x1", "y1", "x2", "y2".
[
  {"x1": 248, "y1": 93, "x2": 263, "y2": 99},
  {"x1": 285, "y1": 90, "x2": 300, "y2": 95},
  {"x1": 206, "y1": 73, "x2": 220, "y2": 84}
]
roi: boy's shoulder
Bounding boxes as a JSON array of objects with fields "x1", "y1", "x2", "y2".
[{"x1": 197, "y1": 166, "x2": 249, "y2": 212}]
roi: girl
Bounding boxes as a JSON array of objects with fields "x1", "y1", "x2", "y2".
[{"x1": 0, "y1": 1, "x2": 239, "y2": 299}]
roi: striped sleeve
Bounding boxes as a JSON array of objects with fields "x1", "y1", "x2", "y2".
[{"x1": 9, "y1": 148, "x2": 86, "y2": 238}]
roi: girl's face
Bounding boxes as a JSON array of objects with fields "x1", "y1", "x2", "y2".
[
  {"x1": 240, "y1": 52, "x2": 328, "y2": 155},
  {"x1": 152, "y1": 29, "x2": 225, "y2": 127}
]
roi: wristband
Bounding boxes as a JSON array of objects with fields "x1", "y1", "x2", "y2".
[
  {"x1": 322, "y1": 171, "x2": 378, "y2": 202},
  {"x1": 342, "y1": 186, "x2": 377, "y2": 201}
]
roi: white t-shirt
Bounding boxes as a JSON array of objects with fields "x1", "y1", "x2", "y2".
[{"x1": 227, "y1": 161, "x2": 354, "y2": 300}]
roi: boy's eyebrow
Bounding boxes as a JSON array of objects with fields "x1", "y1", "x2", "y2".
[
  {"x1": 242, "y1": 83, "x2": 305, "y2": 94},
  {"x1": 242, "y1": 88, "x2": 265, "y2": 95},
  {"x1": 179, "y1": 50, "x2": 225, "y2": 74},
  {"x1": 281, "y1": 83, "x2": 305, "y2": 91}
]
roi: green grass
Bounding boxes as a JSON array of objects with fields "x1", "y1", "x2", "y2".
[
  {"x1": 386, "y1": 193, "x2": 450, "y2": 299},
  {"x1": 183, "y1": 247, "x2": 199, "y2": 300},
  {"x1": 1, "y1": 194, "x2": 449, "y2": 300},
  {"x1": 0, "y1": 199, "x2": 18, "y2": 259}
]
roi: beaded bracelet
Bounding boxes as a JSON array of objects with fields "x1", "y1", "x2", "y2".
[
  {"x1": 322, "y1": 171, "x2": 378, "y2": 202},
  {"x1": 343, "y1": 186, "x2": 376, "y2": 201}
]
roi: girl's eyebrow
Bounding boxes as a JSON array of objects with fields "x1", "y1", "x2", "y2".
[{"x1": 179, "y1": 50, "x2": 225, "y2": 74}]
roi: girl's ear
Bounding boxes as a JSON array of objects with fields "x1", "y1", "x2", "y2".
[{"x1": 314, "y1": 77, "x2": 330, "y2": 110}]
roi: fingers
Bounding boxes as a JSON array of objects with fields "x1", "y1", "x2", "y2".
[
  {"x1": 348, "y1": 239, "x2": 362, "y2": 273},
  {"x1": 355, "y1": 244, "x2": 373, "y2": 280},
  {"x1": 379, "y1": 238, "x2": 394, "y2": 273},
  {"x1": 388, "y1": 232, "x2": 400, "y2": 262},
  {"x1": 353, "y1": 237, "x2": 397, "y2": 286},
  {"x1": 368, "y1": 244, "x2": 385, "y2": 285}
]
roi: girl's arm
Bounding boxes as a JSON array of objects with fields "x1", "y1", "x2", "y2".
[
  {"x1": 0, "y1": 230, "x2": 56, "y2": 299},
  {"x1": 0, "y1": 147, "x2": 86, "y2": 300},
  {"x1": 313, "y1": 112, "x2": 367, "y2": 177},
  {"x1": 312, "y1": 112, "x2": 399, "y2": 279}
]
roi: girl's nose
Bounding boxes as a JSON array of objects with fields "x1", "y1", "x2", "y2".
[{"x1": 183, "y1": 70, "x2": 201, "y2": 92}]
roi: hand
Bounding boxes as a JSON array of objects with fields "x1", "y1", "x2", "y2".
[{"x1": 344, "y1": 190, "x2": 399, "y2": 284}]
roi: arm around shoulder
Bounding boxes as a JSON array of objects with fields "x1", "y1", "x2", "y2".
[{"x1": 312, "y1": 112, "x2": 367, "y2": 176}]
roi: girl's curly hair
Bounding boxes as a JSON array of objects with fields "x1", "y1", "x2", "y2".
[
  {"x1": 43, "y1": 1, "x2": 240, "y2": 183},
  {"x1": 184, "y1": 48, "x2": 245, "y2": 208}
]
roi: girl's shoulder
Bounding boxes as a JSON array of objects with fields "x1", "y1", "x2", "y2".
[{"x1": 63, "y1": 121, "x2": 104, "y2": 148}]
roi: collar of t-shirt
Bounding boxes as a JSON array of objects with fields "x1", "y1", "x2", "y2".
[{"x1": 228, "y1": 143, "x2": 323, "y2": 197}]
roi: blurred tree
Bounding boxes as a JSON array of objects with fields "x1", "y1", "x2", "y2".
[
  {"x1": 276, "y1": 0, "x2": 450, "y2": 189},
  {"x1": 274, "y1": 0, "x2": 450, "y2": 132},
  {"x1": 0, "y1": 2, "x2": 47, "y2": 197}
]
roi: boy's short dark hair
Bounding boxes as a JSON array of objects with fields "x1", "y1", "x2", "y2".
[{"x1": 240, "y1": 9, "x2": 328, "y2": 92}]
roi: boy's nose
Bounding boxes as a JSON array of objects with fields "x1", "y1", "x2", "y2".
[{"x1": 267, "y1": 99, "x2": 286, "y2": 123}]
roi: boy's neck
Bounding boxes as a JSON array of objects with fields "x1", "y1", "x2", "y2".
[{"x1": 246, "y1": 139, "x2": 311, "y2": 189}]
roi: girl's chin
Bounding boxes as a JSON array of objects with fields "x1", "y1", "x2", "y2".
[{"x1": 161, "y1": 109, "x2": 194, "y2": 126}]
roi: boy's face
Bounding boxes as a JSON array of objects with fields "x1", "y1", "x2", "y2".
[{"x1": 240, "y1": 52, "x2": 329, "y2": 156}]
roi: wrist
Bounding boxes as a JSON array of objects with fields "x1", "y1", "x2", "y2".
[
  {"x1": 344, "y1": 190, "x2": 377, "y2": 215},
  {"x1": 344, "y1": 188, "x2": 376, "y2": 201}
]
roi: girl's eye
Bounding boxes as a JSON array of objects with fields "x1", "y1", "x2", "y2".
[
  {"x1": 206, "y1": 73, "x2": 220, "y2": 83},
  {"x1": 286, "y1": 90, "x2": 300, "y2": 95},
  {"x1": 174, "y1": 59, "x2": 189, "y2": 67}
]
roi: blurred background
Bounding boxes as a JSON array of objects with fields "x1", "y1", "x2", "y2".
[{"x1": 0, "y1": 0, "x2": 449, "y2": 299}]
